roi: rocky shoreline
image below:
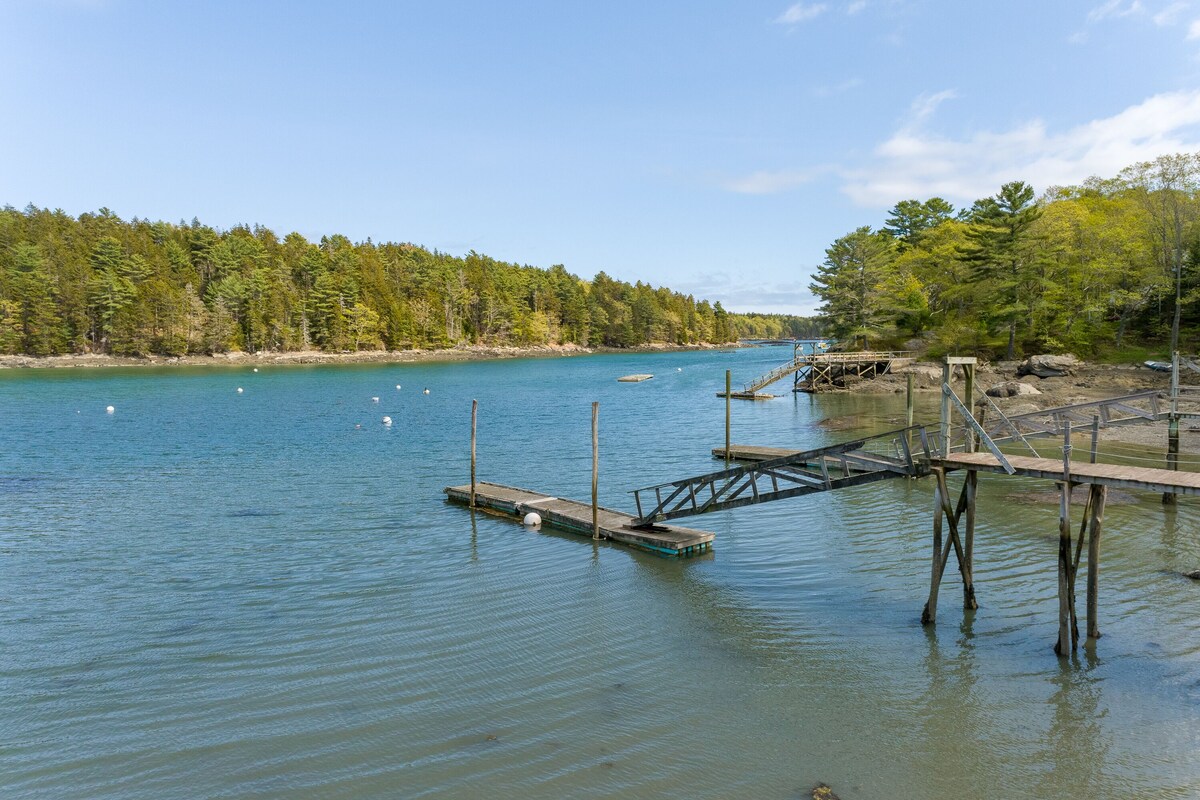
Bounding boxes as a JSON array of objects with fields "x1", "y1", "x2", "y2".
[
  {"x1": 859, "y1": 355, "x2": 1197, "y2": 454},
  {"x1": 0, "y1": 341, "x2": 731, "y2": 370}
]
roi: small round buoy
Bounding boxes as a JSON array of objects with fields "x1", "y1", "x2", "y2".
[
  {"x1": 677, "y1": 367, "x2": 682, "y2": 372},
  {"x1": 382, "y1": 416, "x2": 392, "y2": 426},
  {"x1": 396, "y1": 384, "x2": 402, "y2": 390},
  {"x1": 237, "y1": 387, "x2": 243, "y2": 394},
  {"x1": 355, "y1": 423, "x2": 361, "y2": 429},
  {"x1": 372, "y1": 396, "x2": 380, "y2": 403},
  {"x1": 106, "y1": 405, "x2": 115, "y2": 414},
  {"x1": 253, "y1": 368, "x2": 258, "y2": 373},
  {"x1": 423, "y1": 388, "x2": 430, "y2": 395},
  {"x1": 523, "y1": 512, "x2": 542, "y2": 527}
]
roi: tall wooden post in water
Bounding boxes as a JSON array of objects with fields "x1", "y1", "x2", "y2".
[
  {"x1": 470, "y1": 399, "x2": 478, "y2": 509},
  {"x1": 725, "y1": 369, "x2": 731, "y2": 468},
  {"x1": 592, "y1": 401, "x2": 600, "y2": 540},
  {"x1": 1165, "y1": 351, "x2": 1180, "y2": 506},
  {"x1": 1055, "y1": 422, "x2": 1077, "y2": 655}
]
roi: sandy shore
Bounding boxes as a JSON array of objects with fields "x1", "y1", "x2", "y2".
[{"x1": 0, "y1": 342, "x2": 728, "y2": 370}]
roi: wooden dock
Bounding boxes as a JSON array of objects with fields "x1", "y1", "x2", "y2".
[
  {"x1": 938, "y1": 452, "x2": 1200, "y2": 495},
  {"x1": 712, "y1": 444, "x2": 802, "y2": 460},
  {"x1": 445, "y1": 481, "x2": 714, "y2": 557}
]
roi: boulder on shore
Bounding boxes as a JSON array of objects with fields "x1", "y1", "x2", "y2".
[
  {"x1": 1017, "y1": 354, "x2": 1081, "y2": 378},
  {"x1": 986, "y1": 381, "x2": 1042, "y2": 398}
]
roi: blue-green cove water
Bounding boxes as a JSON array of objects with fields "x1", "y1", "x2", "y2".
[{"x1": 3, "y1": 346, "x2": 1200, "y2": 799}]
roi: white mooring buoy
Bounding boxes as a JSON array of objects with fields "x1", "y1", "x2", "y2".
[
  {"x1": 523, "y1": 512, "x2": 542, "y2": 527},
  {"x1": 372, "y1": 396, "x2": 380, "y2": 403},
  {"x1": 106, "y1": 405, "x2": 115, "y2": 414},
  {"x1": 423, "y1": 388, "x2": 430, "y2": 395},
  {"x1": 253, "y1": 368, "x2": 258, "y2": 373},
  {"x1": 396, "y1": 384, "x2": 402, "y2": 390},
  {"x1": 237, "y1": 387, "x2": 244, "y2": 394},
  {"x1": 383, "y1": 416, "x2": 392, "y2": 426}
]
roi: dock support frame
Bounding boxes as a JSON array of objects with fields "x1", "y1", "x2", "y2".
[{"x1": 921, "y1": 466, "x2": 979, "y2": 625}]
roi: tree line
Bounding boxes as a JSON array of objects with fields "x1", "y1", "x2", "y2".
[
  {"x1": 0, "y1": 206, "x2": 816, "y2": 357},
  {"x1": 809, "y1": 152, "x2": 1200, "y2": 359}
]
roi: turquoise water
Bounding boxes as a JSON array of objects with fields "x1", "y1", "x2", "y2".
[{"x1": 3, "y1": 347, "x2": 1200, "y2": 799}]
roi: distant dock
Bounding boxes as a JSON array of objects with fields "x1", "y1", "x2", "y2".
[{"x1": 445, "y1": 481, "x2": 714, "y2": 557}]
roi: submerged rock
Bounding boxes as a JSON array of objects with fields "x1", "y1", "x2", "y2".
[
  {"x1": 1184, "y1": 570, "x2": 1200, "y2": 580},
  {"x1": 812, "y1": 784, "x2": 841, "y2": 800}
]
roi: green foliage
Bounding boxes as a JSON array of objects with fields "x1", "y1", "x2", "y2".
[
  {"x1": 0, "y1": 205, "x2": 810, "y2": 356},
  {"x1": 811, "y1": 154, "x2": 1200, "y2": 359}
]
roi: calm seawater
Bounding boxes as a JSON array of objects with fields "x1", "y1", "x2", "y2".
[{"x1": 3, "y1": 347, "x2": 1200, "y2": 799}]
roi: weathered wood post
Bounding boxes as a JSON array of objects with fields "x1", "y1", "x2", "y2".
[
  {"x1": 940, "y1": 359, "x2": 951, "y2": 457},
  {"x1": 1055, "y1": 422, "x2": 1077, "y2": 655},
  {"x1": 1166, "y1": 351, "x2": 1180, "y2": 506},
  {"x1": 964, "y1": 470, "x2": 978, "y2": 610},
  {"x1": 1090, "y1": 414, "x2": 1099, "y2": 464},
  {"x1": 906, "y1": 371, "x2": 915, "y2": 453},
  {"x1": 592, "y1": 401, "x2": 600, "y2": 540},
  {"x1": 1086, "y1": 483, "x2": 1107, "y2": 641},
  {"x1": 725, "y1": 369, "x2": 732, "y2": 467},
  {"x1": 470, "y1": 399, "x2": 478, "y2": 509},
  {"x1": 922, "y1": 467, "x2": 945, "y2": 625},
  {"x1": 963, "y1": 360, "x2": 975, "y2": 453}
]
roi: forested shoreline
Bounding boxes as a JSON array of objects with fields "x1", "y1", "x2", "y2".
[
  {"x1": 809, "y1": 153, "x2": 1200, "y2": 360},
  {"x1": 0, "y1": 206, "x2": 817, "y2": 358}
]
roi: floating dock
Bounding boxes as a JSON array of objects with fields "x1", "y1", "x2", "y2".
[
  {"x1": 715, "y1": 392, "x2": 776, "y2": 401},
  {"x1": 618, "y1": 374, "x2": 654, "y2": 382},
  {"x1": 445, "y1": 481, "x2": 714, "y2": 557}
]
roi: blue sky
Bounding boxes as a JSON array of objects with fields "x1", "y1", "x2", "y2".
[{"x1": 4, "y1": 1, "x2": 1200, "y2": 314}]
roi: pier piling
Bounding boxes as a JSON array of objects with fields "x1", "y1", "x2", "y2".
[
  {"x1": 470, "y1": 399, "x2": 478, "y2": 509},
  {"x1": 592, "y1": 401, "x2": 600, "y2": 540}
]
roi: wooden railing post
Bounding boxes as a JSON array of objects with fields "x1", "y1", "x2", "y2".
[{"x1": 470, "y1": 399, "x2": 478, "y2": 509}]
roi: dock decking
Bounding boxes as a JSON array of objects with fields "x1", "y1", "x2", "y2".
[
  {"x1": 938, "y1": 452, "x2": 1200, "y2": 495},
  {"x1": 445, "y1": 481, "x2": 714, "y2": 556}
]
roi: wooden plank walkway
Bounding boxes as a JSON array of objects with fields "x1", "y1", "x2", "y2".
[
  {"x1": 937, "y1": 452, "x2": 1200, "y2": 495},
  {"x1": 712, "y1": 444, "x2": 802, "y2": 461},
  {"x1": 445, "y1": 481, "x2": 714, "y2": 556}
]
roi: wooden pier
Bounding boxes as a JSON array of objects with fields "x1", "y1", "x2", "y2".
[{"x1": 445, "y1": 481, "x2": 714, "y2": 557}]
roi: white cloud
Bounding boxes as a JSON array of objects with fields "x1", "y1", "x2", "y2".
[
  {"x1": 676, "y1": 273, "x2": 823, "y2": 315},
  {"x1": 1188, "y1": 17, "x2": 1200, "y2": 36},
  {"x1": 775, "y1": 2, "x2": 828, "y2": 24},
  {"x1": 840, "y1": 89, "x2": 1200, "y2": 206},
  {"x1": 723, "y1": 170, "x2": 814, "y2": 194},
  {"x1": 846, "y1": 1, "x2": 867, "y2": 14},
  {"x1": 1154, "y1": 1, "x2": 1188, "y2": 26},
  {"x1": 1087, "y1": 0, "x2": 1145, "y2": 23}
]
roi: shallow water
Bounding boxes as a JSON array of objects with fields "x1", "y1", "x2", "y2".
[{"x1": 2, "y1": 347, "x2": 1199, "y2": 799}]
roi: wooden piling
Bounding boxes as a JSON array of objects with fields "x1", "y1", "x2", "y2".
[
  {"x1": 906, "y1": 372, "x2": 914, "y2": 429},
  {"x1": 725, "y1": 369, "x2": 731, "y2": 468},
  {"x1": 939, "y1": 361, "x2": 951, "y2": 457},
  {"x1": 1090, "y1": 414, "x2": 1099, "y2": 464},
  {"x1": 1055, "y1": 423, "x2": 1076, "y2": 655},
  {"x1": 963, "y1": 470, "x2": 978, "y2": 610},
  {"x1": 592, "y1": 401, "x2": 600, "y2": 540},
  {"x1": 963, "y1": 361, "x2": 975, "y2": 453},
  {"x1": 470, "y1": 399, "x2": 478, "y2": 509},
  {"x1": 1086, "y1": 483, "x2": 1107, "y2": 641},
  {"x1": 922, "y1": 467, "x2": 945, "y2": 625},
  {"x1": 1164, "y1": 414, "x2": 1180, "y2": 506}
]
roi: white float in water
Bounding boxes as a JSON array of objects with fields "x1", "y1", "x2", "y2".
[
  {"x1": 382, "y1": 416, "x2": 392, "y2": 426},
  {"x1": 423, "y1": 388, "x2": 430, "y2": 395},
  {"x1": 396, "y1": 385, "x2": 402, "y2": 390},
  {"x1": 522, "y1": 512, "x2": 542, "y2": 527},
  {"x1": 106, "y1": 405, "x2": 115, "y2": 414},
  {"x1": 372, "y1": 396, "x2": 380, "y2": 403},
  {"x1": 237, "y1": 387, "x2": 244, "y2": 393},
  {"x1": 253, "y1": 368, "x2": 258, "y2": 373},
  {"x1": 677, "y1": 367, "x2": 682, "y2": 371}
]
